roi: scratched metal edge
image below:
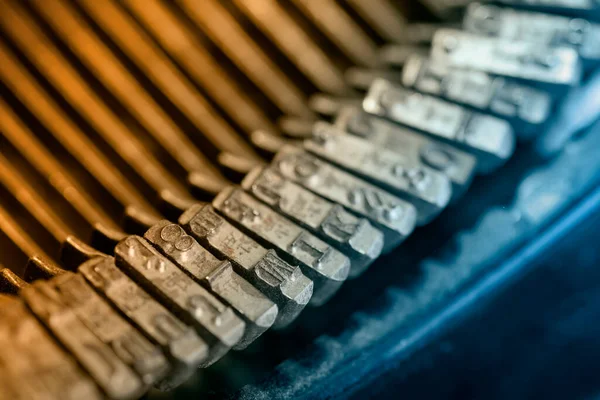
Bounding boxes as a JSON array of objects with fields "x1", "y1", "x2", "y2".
[{"x1": 235, "y1": 118, "x2": 600, "y2": 400}]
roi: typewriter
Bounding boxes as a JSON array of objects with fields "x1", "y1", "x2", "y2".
[{"x1": 1, "y1": 0, "x2": 600, "y2": 399}]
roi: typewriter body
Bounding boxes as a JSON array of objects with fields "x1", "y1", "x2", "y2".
[{"x1": 0, "y1": 0, "x2": 599, "y2": 399}]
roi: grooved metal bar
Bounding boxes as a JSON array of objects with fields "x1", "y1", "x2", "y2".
[
  {"x1": 345, "y1": 0, "x2": 407, "y2": 43},
  {"x1": 0, "y1": 99, "x2": 124, "y2": 237},
  {"x1": 176, "y1": 0, "x2": 314, "y2": 119},
  {"x1": 0, "y1": 202, "x2": 53, "y2": 264},
  {"x1": 84, "y1": 0, "x2": 276, "y2": 141},
  {"x1": 0, "y1": 153, "x2": 74, "y2": 244},
  {"x1": 0, "y1": 42, "x2": 159, "y2": 221},
  {"x1": 28, "y1": 0, "x2": 230, "y2": 177},
  {"x1": 233, "y1": 0, "x2": 352, "y2": 95},
  {"x1": 290, "y1": 0, "x2": 379, "y2": 68}
]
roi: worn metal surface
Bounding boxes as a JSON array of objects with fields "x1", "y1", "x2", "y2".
[
  {"x1": 272, "y1": 146, "x2": 418, "y2": 253},
  {"x1": 212, "y1": 187, "x2": 350, "y2": 305},
  {"x1": 180, "y1": 204, "x2": 313, "y2": 329},
  {"x1": 364, "y1": 79, "x2": 516, "y2": 173},
  {"x1": 335, "y1": 106, "x2": 477, "y2": 199},
  {"x1": 114, "y1": 236, "x2": 246, "y2": 366},
  {"x1": 145, "y1": 221, "x2": 278, "y2": 349},
  {"x1": 401, "y1": 54, "x2": 553, "y2": 138},
  {"x1": 306, "y1": 122, "x2": 453, "y2": 224},
  {"x1": 241, "y1": 166, "x2": 384, "y2": 277},
  {"x1": 430, "y1": 29, "x2": 583, "y2": 90}
]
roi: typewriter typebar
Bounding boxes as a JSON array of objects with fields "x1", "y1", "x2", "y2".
[
  {"x1": 494, "y1": 0, "x2": 600, "y2": 19},
  {"x1": 377, "y1": 44, "x2": 431, "y2": 70},
  {"x1": 114, "y1": 236, "x2": 246, "y2": 365},
  {"x1": 0, "y1": 0, "x2": 598, "y2": 399},
  {"x1": 430, "y1": 29, "x2": 583, "y2": 91},
  {"x1": 305, "y1": 122, "x2": 453, "y2": 224},
  {"x1": 334, "y1": 106, "x2": 477, "y2": 199},
  {"x1": 401, "y1": 54, "x2": 553, "y2": 138},
  {"x1": 212, "y1": 187, "x2": 351, "y2": 306},
  {"x1": 144, "y1": 220, "x2": 279, "y2": 349},
  {"x1": 363, "y1": 79, "x2": 516, "y2": 173},
  {"x1": 78, "y1": 257, "x2": 210, "y2": 389},
  {"x1": 21, "y1": 281, "x2": 146, "y2": 399},
  {"x1": 464, "y1": 3, "x2": 600, "y2": 64},
  {"x1": 272, "y1": 145, "x2": 418, "y2": 252},
  {"x1": 0, "y1": 296, "x2": 102, "y2": 400},
  {"x1": 44, "y1": 272, "x2": 171, "y2": 385},
  {"x1": 241, "y1": 166, "x2": 384, "y2": 277},
  {"x1": 179, "y1": 204, "x2": 313, "y2": 327}
]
